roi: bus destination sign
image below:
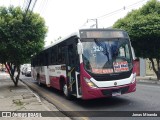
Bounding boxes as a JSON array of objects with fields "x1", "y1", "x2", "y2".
[{"x1": 79, "y1": 30, "x2": 128, "y2": 39}]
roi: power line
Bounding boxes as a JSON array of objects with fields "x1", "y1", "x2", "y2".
[
  {"x1": 96, "y1": 8, "x2": 124, "y2": 19},
  {"x1": 80, "y1": 0, "x2": 148, "y2": 28},
  {"x1": 87, "y1": 19, "x2": 98, "y2": 28},
  {"x1": 25, "y1": 0, "x2": 32, "y2": 15},
  {"x1": 22, "y1": 0, "x2": 30, "y2": 11},
  {"x1": 95, "y1": 0, "x2": 148, "y2": 19},
  {"x1": 126, "y1": 0, "x2": 148, "y2": 9},
  {"x1": 40, "y1": 0, "x2": 49, "y2": 16},
  {"x1": 31, "y1": 0, "x2": 38, "y2": 12},
  {"x1": 36, "y1": 0, "x2": 49, "y2": 16}
]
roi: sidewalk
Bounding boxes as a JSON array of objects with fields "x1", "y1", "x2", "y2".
[
  {"x1": 136, "y1": 76, "x2": 160, "y2": 85},
  {"x1": 0, "y1": 72, "x2": 71, "y2": 120}
]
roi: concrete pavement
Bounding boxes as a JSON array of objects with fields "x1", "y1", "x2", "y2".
[{"x1": 0, "y1": 72, "x2": 71, "y2": 120}]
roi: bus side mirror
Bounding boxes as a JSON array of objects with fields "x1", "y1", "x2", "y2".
[{"x1": 77, "y1": 43, "x2": 83, "y2": 55}]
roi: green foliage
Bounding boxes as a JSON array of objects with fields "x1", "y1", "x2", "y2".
[
  {"x1": 0, "y1": 6, "x2": 47, "y2": 64},
  {"x1": 113, "y1": 0, "x2": 160, "y2": 59},
  {"x1": 113, "y1": 0, "x2": 160, "y2": 79},
  {"x1": 0, "y1": 6, "x2": 47, "y2": 86}
]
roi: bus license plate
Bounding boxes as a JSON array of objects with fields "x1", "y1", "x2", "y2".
[{"x1": 112, "y1": 91, "x2": 121, "y2": 96}]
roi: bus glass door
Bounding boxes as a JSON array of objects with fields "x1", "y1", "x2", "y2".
[{"x1": 66, "y1": 44, "x2": 77, "y2": 96}]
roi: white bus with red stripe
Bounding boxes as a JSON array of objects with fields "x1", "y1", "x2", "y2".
[{"x1": 31, "y1": 29, "x2": 136, "y2": 100}]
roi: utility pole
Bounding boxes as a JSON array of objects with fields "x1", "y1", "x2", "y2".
[{"x1": 87, "y1": 19, "x2": 98, "y2": 28}]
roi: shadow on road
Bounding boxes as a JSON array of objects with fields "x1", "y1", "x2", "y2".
[{"x1": 34, "y1": 81, "x2": 132, "y2": 110}]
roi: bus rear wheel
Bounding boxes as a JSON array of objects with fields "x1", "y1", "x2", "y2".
[
  {"x1": 36, "y1": 74, "x2": 41, "y2": 86},
  {"x1": 38, "y1": 79, "x2": 41, "y2": 86}
]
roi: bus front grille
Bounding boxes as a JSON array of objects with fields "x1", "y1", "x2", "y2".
[
  {"x1": 101, "y1": 86, "x2": 129, "y2": 96},
  {"x1": 91, "y1": 70, "x2": 132, "y2": 81}
]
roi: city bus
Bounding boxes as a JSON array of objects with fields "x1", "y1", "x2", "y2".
[{"x1": 31, "y1": 29, "x2": 136, "y2": 100}]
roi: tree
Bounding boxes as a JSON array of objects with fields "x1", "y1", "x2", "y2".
[
  {"x1": 113, "y1": 0, "x2": 160, "y2": 80},
  {"x1": 0, "y1": 6, "x2": 47, "y2": 86}
]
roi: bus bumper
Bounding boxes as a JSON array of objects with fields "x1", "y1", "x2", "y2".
[{"x1": 81, "y1": 81, "x2": 136, "y2": 100}]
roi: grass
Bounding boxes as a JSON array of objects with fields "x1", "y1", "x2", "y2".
[{"x1": 13, "y1": 99, "x2": 24, "y2": 106}]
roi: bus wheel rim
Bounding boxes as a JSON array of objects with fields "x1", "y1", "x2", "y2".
[{"x1": 63, "y1": 84, "x2": 68, "y2": 96}]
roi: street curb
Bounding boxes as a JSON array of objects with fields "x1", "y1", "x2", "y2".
[
  {"x1": 19, "y1": 79, "x2": 42, "y2": 103},
  {"x1": 19, "y1": 79, "x2": 72, "y2": 119},
  {"x1": 19, "y1": 79, "x2": 56, "y2": 108},
  {"x1": 19, "y1": 79, "x2": 59, "y2": 110},
  {"x1": 136, "y1": 76, "x2": 157, "y2": 80},
  {"x1": 136, "y1": 76, "x2": 160, "y2": 85}
]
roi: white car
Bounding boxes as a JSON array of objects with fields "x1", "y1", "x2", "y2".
[
  {"x1": 21, "y1": 64, "x2": 31, "y2": 76},
  {"x1": 25, "y1": 67, "x2": 31, "y2": 77}
]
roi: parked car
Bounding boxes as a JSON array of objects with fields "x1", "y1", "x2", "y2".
[
  {"x1": 21, "y1": 67, "x2": 26, "y2": 75},
  {"x1": 25, "y1": 67, "x2": 31, "y2": 77},
  {"x1": 21, "y1": 64, "x2": 31, "y2": 76}
]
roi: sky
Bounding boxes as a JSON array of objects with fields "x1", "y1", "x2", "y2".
[{"x1": 0, "y1": 0, "x2": 154, "y2": 46}]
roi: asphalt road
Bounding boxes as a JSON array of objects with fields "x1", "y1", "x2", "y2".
[{"x1": 20, "y1": 75, "x2": 160, "y2": 120}]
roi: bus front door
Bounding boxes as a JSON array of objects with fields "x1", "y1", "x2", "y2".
[{"x1": 66, "y1": 44, "x2": 81, "y2": 98}]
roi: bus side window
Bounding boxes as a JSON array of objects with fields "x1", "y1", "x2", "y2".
[
  {"x1": 51, "y1": 48, "x2": 54, "y2": 64},
  {"x1": 48, "y1": 49, "x2": 51, "y2": 65},
  {"x1": 68, "y1": 44, "x2": 75, "y2": 65},
  {"x1": 50, "y1": 47, "x2": 57, "y2": 65},
  {"x1": 58, "y1": 46, "x2": 65, "y2": 64},
  {"x1": 44, "y1": 51, "x2": 48, "y2": 66}
]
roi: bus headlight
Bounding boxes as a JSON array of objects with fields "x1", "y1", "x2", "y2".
[{"x1": 84, "y1": 77, "x2": 97, "y2": 88}]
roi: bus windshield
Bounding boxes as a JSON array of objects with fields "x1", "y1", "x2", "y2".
[{"x1": 82, "y1": 38, "x2": 133, "y2": 74}]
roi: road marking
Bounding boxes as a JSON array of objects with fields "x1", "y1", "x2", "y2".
[{"x1": 27, "y1": 82, "x2": 89, "y2": 120}]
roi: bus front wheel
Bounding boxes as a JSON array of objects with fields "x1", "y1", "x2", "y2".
[{"x1": 63, "y1": 83, "x2": 72, "y2": 100}]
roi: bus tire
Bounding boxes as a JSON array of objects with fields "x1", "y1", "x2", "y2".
[
  {"x1": 63, "y1": 83, "x2": 72, "y2": 100},
  {"x1": 37, "y1": 74, "x2": 41, "y2": 86}
]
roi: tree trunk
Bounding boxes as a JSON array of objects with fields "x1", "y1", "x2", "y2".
[
  {"x1": 149, "y1": 58, "x2": 160, "y2": 80},
  {"x1": 156, "y1": 58, "x2": 160, "y2": 80},
  {"x1": 15, "y1": 65, "x2": 21, "y2": 86},
  {"x1": 5, "y1": 63, "x2": 20, "y2": 86}
]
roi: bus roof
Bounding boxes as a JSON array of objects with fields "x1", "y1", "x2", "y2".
[
  {"x1": 43, "y1": 28, "x2": 128, "y2": 50},
  {"x1": 44, "y1": 32, "x2": 79, "y2": 50}
]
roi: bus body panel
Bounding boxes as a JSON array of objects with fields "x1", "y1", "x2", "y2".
[
  {"x1": 90, "y1": 74, "x2": 136, "y2": 88},
  {"x1": 32, "y1": 65, "x2": 67, "y2": 90},
  {"x1": 31, "y1": 67, "x2": 37, "y2": 80},
  {"x1": 81, "y1": 81, "x2": 136, "y2": 100},
  {"x1": 48, "y1": 65, "x2": 67, "y2": 90},
  {"x1": 50, "y1": 76, "x2": 61, "y2": 90},
  {"x1": 39, "y1": 66, "x2": 46, "y2": 84},
  {"x1": 45, "y1": 66, "x2": 50, "y2": 86},
  {"x1": 79, "y1": 60, "x2": 136, "y2": 100}
]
